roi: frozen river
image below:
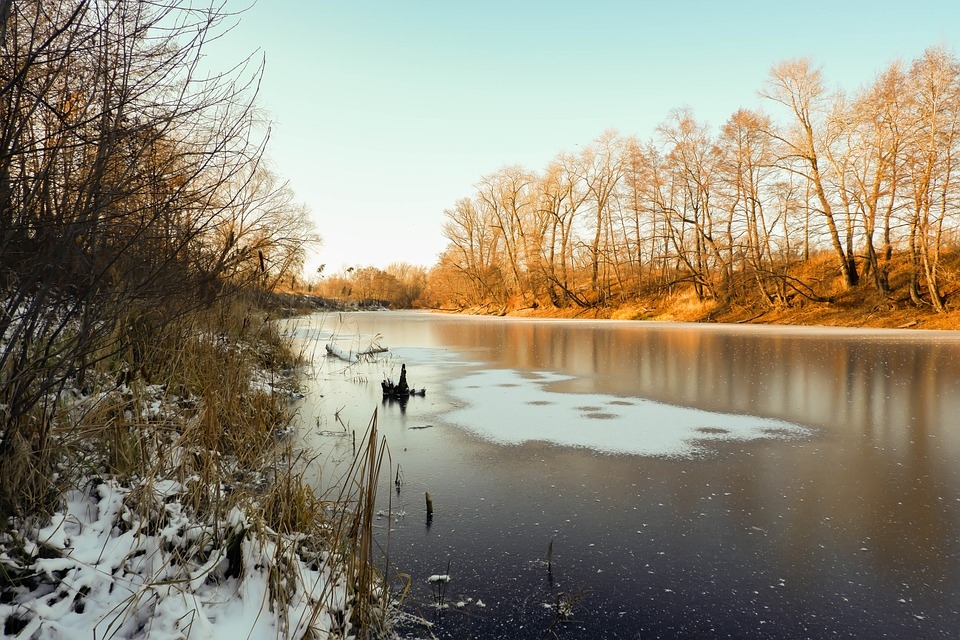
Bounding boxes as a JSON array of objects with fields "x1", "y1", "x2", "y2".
[{"x1": 287, "y1": 311, "x2": 960, "y2": 639}]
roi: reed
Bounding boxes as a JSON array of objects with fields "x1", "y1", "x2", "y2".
[
  {"x1": 2, "y1": 291, "x2": 400, "y2": 637},
  {"x1": 56, "y1": 298, "x2": 290, "y2": 511},
  {"x1": 306, "y1": 409, "x2": 407, "y2": 637},
  {"x1": 427, "y1": 559, "x2": 451, "y2": 609}
]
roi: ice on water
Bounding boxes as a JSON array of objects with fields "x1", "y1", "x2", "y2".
[{"x1": 445, "y1": 368, "x2": 810, "y2": 457}]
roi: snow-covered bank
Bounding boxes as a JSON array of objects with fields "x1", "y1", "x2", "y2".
[
  {"x1": 0, "y1": 480, "x2": 346, "y2": 639},
  {"x1": 0, "y1": 306, "x2": 395, "y2": 640}
]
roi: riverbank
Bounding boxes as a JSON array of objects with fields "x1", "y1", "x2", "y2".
[
  {"x1": 453, "y1": 286, "x2": 960, "y2": 331},
  {"x1": 0, "y1": 298, "x2": 393, "y2": 639}
]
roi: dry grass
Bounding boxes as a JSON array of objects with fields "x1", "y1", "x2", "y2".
[
  {"x1": 470, "y1": 252, "x2": 960, "y2": 331},
  {"x1": 0, "y1": 292, "x2": 398, "y2": 637},
  {"x1": 617, "y1": 289, "x2": 719, "y2": 323}
]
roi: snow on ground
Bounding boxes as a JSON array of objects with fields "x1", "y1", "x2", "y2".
[
  {"x1": 0, "y1": 353, "x2": 354, "y2": 639},
  {"x1": 445, "y1": 368, "x2": 811, "y2": 457},
  {"x1": 0, "y1": 479, "x2": 346, "y2": 640}
]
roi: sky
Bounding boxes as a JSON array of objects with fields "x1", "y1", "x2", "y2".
[{"x1": 204, "y1": 0, "x2": 960, "y2": 276}]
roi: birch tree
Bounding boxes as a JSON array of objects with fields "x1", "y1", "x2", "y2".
[
  {"x1": 716, "y1": 108, "x2": 784, "y2": 304},
  {"x1": 658, "y1": 108, "x2": 726, "y2": 300},
  {"x1": 902, "y1": 46, "x2": 960, "y2": 312},
  {"x1": 476, "y1": 166, "x2": 536, "y2": 300},
  {"x1": 574, "y1": 131, "x2": 625, "y2": 300},
  {"x1": 846, "y1": 62, "x2": 909, "y2": 293},
  {"x1": 763, "y1": 58, "x2": 860, "y2": 288}
]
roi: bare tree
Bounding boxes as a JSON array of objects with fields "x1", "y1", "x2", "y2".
[
  {"x1": 658, "y1": 109, "x2": 727, "y2": 300},
  {"x1": 573, "y1": 131, "x2": 626, "y2": 300},
  {"x1": 716, "y1": 108, "x2": 787, "y2": 304},
  {"x1": 440, "y1": 197, "x2": 505, "y2": 304},
  {"x1": 532, "y1": 154, "x2": 590, "y2": 306},
  {"x1": 845, "y1": 62, "x2": 910, "y2": 294},
  {"x1": 385, "y1": 262, "x2": 427, "y2": 307},
  {"x1": 428, "y1": 46, "x2": 960, "y2": 315},
  {"x1": 763, "y1": 58, "x2": 860, "y2": 288},
  {"x1": 0, "y1": 0, "x2": 289, "y2": 515},
  {"x1": 475, "y1": 166, "x2": 536, "y2": 301},
  {"x1": 902, "y1": 46, "x2": 960, "y2": 312},
  {"x1": 210, "y1": 164, "x2": 318, "y2": 289}
]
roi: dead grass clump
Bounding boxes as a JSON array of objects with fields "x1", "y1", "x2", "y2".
[
  {"x1": 307, "y1": 411, "x2": 402, "y2": 637},
  {"x1": 261, "y1": 459, "x2": 325, "y2": 537},
  {"x1": 0, "y1": 429, "x2": 63, "y2": 521},
  {"x1": 644, "y1": 289, "x2": 719, "y2": 322}
]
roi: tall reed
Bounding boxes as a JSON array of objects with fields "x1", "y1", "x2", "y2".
[{"x1": 306, "y1": 410, "x2": 406, "y2": 637}]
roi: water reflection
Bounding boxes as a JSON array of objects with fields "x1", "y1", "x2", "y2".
[
  {"x1": 420, "y1": 318, "x2": 960, "y2": 434},
  {"x1": 287, "y1": 312, "x2": 960, "y2": 639}
]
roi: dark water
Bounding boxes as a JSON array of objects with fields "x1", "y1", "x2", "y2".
[{"x1": 288, "y1": 312, "x2": 960, "y2": 639}]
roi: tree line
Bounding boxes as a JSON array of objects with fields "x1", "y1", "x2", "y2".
[
  {"x1": 311, "y1": 263, "x2": 427, "y2": 309},
  {"x1": 425, "y1": 46, "x2": 960, "y2": 314}
]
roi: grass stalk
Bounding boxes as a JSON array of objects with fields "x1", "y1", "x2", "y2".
[{"x1": 2, "y1": 292, "x2": 399, "y2": 638}]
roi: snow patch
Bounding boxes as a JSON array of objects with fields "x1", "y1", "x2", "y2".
[{"x1": 0, "y1": 481, "x2": 348, "y2": 640}]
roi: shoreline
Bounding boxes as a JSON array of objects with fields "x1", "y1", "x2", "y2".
[{"x1": 433, "y1": 293, "x2": 960, "y2": 332}]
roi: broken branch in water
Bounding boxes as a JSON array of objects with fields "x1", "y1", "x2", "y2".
[{"x1": 325, "y1": 332, "x2": 388, "y2": 363}]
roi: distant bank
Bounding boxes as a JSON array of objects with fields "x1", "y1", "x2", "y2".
[{"x1": 441, "y1": 290, "x2": 960, "y2": 332}]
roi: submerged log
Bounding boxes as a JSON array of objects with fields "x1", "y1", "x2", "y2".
[{"x1": 325, "y1": 341, "x2": 388, "y2": 363}]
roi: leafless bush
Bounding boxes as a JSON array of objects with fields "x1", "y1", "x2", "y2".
[{"x1": 0, "y1": 0, "x2": 312, "y2": 517}]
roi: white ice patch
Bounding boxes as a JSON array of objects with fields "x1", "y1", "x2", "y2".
[{"x1": 446, "y1": 368, "x2": 810, "y2": 457}]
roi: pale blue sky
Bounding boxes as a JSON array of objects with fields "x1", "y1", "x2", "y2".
[{"x1": 206, "y1": 1, "x2": 959, "y2": 275}]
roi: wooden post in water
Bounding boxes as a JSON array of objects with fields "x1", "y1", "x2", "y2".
[{"x1": 425, "y1": 491, "x2": 433, "y2": 518}]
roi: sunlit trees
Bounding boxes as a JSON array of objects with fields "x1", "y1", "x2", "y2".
[
  {"x1": 349, "y1": 266, "x2": 397, "y2": 303},
  {"x1": 658, "y1": 109, "x2": 727, "y2": 301},
  {"x1": 762, "y1": 58, "x2": 860, "y2": 288},
  {"x1": 440, "y1": 196, "x2": 506, "y2": 305},
  {"x1": 385, "y1": 262, "x2": 427, "y2": 307},
  {"x1": 576, "y1": 131, "x2": 626, "y2": 300},
  {"x1": 534, "y1": 153, "x2": 590, "y2": 306},
  {"x1": 844, "y1": 62, "x2": 910, "y2": 294},
  {"x1": 426, "y1": 45, "x2": 960, "y2": 315},
  {"x1": 901, "y1": 46, "x2": 960, "y2": 312},
  {"x1": 476, "y1": 165, "x2": 537, "y2": 302},
  {"x1": 422, "y1": 253, "x2": 475, "y2": 309},
  {"x1": 715, "y1": 108, "x2": 784, "y2": 305},
  {"x1": 313, "y1": 262, "x2": 427, "y2": 308},
  {"x1": 211, "y1": 165, "x2": 318, "y2": 289}
]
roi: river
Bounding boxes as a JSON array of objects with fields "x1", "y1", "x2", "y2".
[{"x1": 286, "y1": 311, "x2": 960, "y2": 639}]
